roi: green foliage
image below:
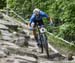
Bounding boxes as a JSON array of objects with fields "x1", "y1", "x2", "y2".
[
  {"x1": 0, "y1": 0, "x2": 6, "y2": 9},
  {"x1": 8, "y1": 0, "x2": 33, "y2": 18},
  {"x1": 46, "y1": 0, "x2": 75, "y2": 42},
  {"x1": 8, "y1": 0, "x2": 75, "y2": 42}
]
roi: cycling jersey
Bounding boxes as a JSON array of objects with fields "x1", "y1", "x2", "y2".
[{"x1": 30, "y1": 11, "x2": 49, "y2": 24}]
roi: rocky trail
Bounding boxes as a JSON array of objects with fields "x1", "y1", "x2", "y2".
[{"x1": 0, "y1": 13, "x2": 75, "y2": 63}]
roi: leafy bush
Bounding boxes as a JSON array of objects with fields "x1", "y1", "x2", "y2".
[{"x1": 8, "y1": 0, "x2": 75, "y2": 42}]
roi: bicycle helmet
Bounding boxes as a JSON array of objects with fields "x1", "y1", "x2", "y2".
[{"x1": 33, "y1": 8, "x2": 40, "y2": 15}]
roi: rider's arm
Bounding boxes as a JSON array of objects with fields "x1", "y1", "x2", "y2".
[
  {"x1": 47, "y1": 17, "x2": 53, "y2": 23},
  {"x1": 29, "y1": 14, "x2": 35, "y2": 26},
  {"x1": 40, "y1": 11, "x2": 53, "y2": 23}
]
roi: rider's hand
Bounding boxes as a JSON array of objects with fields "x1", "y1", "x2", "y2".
[{"x1": 29, "y1": 27, "x2": 33, "y2": 30}]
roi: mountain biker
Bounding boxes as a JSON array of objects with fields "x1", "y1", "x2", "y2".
[{"x1": 29, "y1": 8, "x2": 53, "y2": 46}]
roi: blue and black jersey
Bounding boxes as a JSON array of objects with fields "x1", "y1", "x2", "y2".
[{"x1": 30, "y1": 11, "x2": 49, "y2": 24}]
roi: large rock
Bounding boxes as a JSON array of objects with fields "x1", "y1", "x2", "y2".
[
  {"x1": 0, "y1": 19, "x2": 14, "y2": 26},
  {"x1": 14, "y1": 31, "x2": 29, "y2": 47},
  {"x1": 0, "y1": 30, "x2": 12, "y2": 36},
  {"x1": 14, "y1": 36, "x2": 26, "y2": 47},
  {"x1": 0, "y1": 30, "x2": 12, "y2": 41},
  {"x1": 2, "y1": 14, "x2": 19, "y2": 26},
  {"x1": 0, "y1": 19, "x2": 18, "y2": 31},
  {"x1": 0, "y1": 40, "x2": 20, "y2": 49},
  {"x1": 0, "y1": 40, "x2": 20, "y2": 54},
  {"x1": 10, "y1": 55, "x2": 37, "y2": 63},
  {"x1": 3, "y1": 54, "x2": 37, "y2": 63},
  {"x1": 0, "y1": 13, "x2": 38, "y2": 63},
  {"x1": 0, "y1": 13, "x2": 3, "y2": 19},
  {"x1": 0, "y1": 24, "x2": 8, "y2": 30},
  {"x1": 0, "y1": 35, "x2": 12, "y2": 41},
  {"x1": 0, "y1": 46, "x2": 9, "y2": 55},
  {"x1": 0, "y1": 50, "x2": 7, "y2": 58},
  {"x1": 5, "y1": 58, "x2": 19, "y2": 63},
  {"x1": 0, "y1": 14, "x2": 19, "y2": 31}
]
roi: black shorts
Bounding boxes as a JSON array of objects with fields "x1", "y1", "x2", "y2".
[{"x1": 34, "y1": 20, "x2": 44, "y2": 27}]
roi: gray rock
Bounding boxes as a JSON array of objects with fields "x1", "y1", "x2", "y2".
[
  {"x1": 0, "y1": 19, "x2": 11, "y2": 25},
  {"x1": 0, "y1": 20, "x2": 18, "y2": 31},
  {"x1": 0, "y1": 40, "x2": 20, "y2": 49},
  {"x1": 18, "y1": 59, "x2": 28, "y2": 63},
  {"x1": 0, "y1": 13, "x2": 39, "y2": 63},
  {"x1": 0, "y1": 13, "x2": 3, "y2": 19},
  {"x1": 14, "y1": 48, "x2": 38, "y2": 59},
  {"x1": 6, "y1": 58, "x2": 20, "y2": 63},
  {"x1": 0, "y1": 24, "x2": 8, "y2": 30},
  {"x1": 14, "y1": 60, "x2": 20, "y2": 63},
  {"x1": 0, "y1": 50, "x2": 7, "y2": 58},
  {"x1": 14, "y1": 36, "x2": 28, "y2": 47},
  {"x1": 0, "y1": 35, "x2": 12, "y2": 41},
  {"x1": 12, "y1": 55, "x2": 37, "y2": 63},
  {"x1": 3, "y1": 14, "x2": 19, "y2": 26},
  {"x1": 5, "y1": 55, "x2": 36, "y2": 63},
  {"x1": 0, "y1": 41, "x2": 20, "y2": 49},
  {"x1": 0, "y1": 46, "x2": 9, "y2": 55},
  {"x1": 0, "y1": 30, "x2": 13, "y2": 41},
  {"x1": 0, "y1": 41, "x2": 20, "y2": 54},
  {"x1": 0, "y1": 58, "x2": 7, "y2": 63},
  {"x1": 15, "y1": 37, "x2": 25, "y2": 46},
  {"x1": 6, "y1": 57, "x2": 16, "y2": 63},
  {"x1": 0, "y1": 30, "x2": 12, "y2": 36}
]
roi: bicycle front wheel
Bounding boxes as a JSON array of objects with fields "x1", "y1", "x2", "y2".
[{"x1": 41, "y1": 34, "x2": 49, "y2": 58}]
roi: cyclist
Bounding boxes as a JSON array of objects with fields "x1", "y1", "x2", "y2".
[{"x1": 29, "y1": 8, "x2": 53, "y2": 46}]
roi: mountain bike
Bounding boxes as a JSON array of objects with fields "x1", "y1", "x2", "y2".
[{"x1": 37, "y1": 25, "x2": 49, "y2": 58}]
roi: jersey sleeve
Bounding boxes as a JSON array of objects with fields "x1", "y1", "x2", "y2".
[
  {"x1": 29, "y1": 14, "x2": 35, "y2": 23},
  {"x1": 40, "y1": 11, "x2": 49, "y2": 18}
]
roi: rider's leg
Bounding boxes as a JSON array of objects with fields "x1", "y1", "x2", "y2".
[
  {"x1": 32, "y1": 20, "x2": 44, "y2": 39},
  {"x1": 31, "y1": 22, "x2": 38, "y2": 42},
  {"x1": 33, "y1": 29, "x2": 38, "y2": 42},
  {"x1": 36, "y1": 20, "x2": 44, "y2": 47}
]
